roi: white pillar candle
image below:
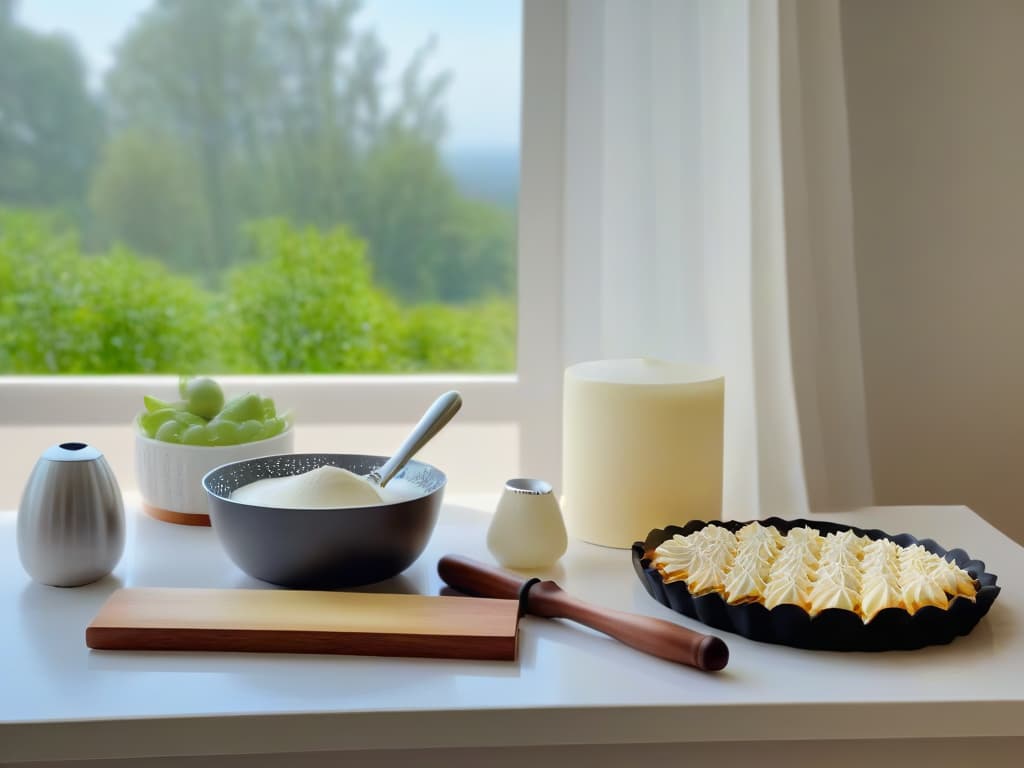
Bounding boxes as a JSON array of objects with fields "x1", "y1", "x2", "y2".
[{"x1": 561, "y1": 358, "x2": 724, "y2": 548}]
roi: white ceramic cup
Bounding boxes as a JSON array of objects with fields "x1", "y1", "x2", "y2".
[
  {"x1": 486, "y1": 478, "x2": 568, "y2": 569},
  {"x1": 135, "y1": 427, "x2": 294, "y2": 525}
]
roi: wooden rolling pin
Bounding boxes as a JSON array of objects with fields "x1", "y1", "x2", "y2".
[{"x1": 437, "y1": 554, "x2": 729, "y2": 672}]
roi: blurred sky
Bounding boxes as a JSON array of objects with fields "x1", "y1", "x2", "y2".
[{"x1": 16, "y1": 0, "x2": 521, "y2": 151}]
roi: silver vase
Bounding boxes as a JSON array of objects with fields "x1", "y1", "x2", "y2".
[{"x1": 17, "y1": 442, "x2": 125, "y2": 587}]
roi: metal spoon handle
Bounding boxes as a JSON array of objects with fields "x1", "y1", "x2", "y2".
[{"x1": 370, "y1": 391, "x2": 463, "y2": 487}]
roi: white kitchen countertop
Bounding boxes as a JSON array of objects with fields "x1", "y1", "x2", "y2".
[{"x1": 1, "y1": 499, "x2": 1021, "y2": 764}]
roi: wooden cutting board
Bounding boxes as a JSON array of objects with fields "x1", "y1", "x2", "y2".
[{"x1": 86, "y1": 588, "x2": 520, "y2": 661}]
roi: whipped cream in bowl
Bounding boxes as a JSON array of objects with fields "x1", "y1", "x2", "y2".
[
  {"x1": 230, "y1": 465, "x2": 423, "y2": 509},
  {"x1": 203, "y1": 453, "x2": 446, "y2": 589}
]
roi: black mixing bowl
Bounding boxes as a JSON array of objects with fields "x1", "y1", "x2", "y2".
[{"x1": 202, "y1": 453, "x2": 445, "y2": 588}]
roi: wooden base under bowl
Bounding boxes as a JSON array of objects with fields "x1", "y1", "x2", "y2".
[{"x1": 143, "y1": 503, "x2": 211, "y2": 527}]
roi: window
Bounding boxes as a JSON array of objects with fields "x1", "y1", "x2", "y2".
[
  {"x1": 2, "y1": 0, "x2": 520, "y2": 375},
  {"x1": 0, "y1": 1, "x2": 567, "y2": 500}
]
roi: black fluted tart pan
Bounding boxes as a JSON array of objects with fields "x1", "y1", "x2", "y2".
[{"x1": 631, "y1": 517, "x2": 1001, "y2": 652}]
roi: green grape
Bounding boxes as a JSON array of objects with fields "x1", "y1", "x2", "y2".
[
  {"x1": 260, "y1": 416, "x2": 286, "y2": 440},
  {"x1": 140, "y1": 408, "x2": 177, "y2": 436},
  {"x1": 143, "y1": 395, "x2": 173, "y2": 413},
  {"x1": 180, "y1": 424, "x2": 208, "y2": 445},
  {"x1": 237, "y1": 419, "x2": 264, "y2": 443},
  {"x1": 184, "y1": 376, "x2": 225, "y2": 420},
  {"x1": 141, "y1": 377, "x2": 292, "y2": 447},
  {"x1": 155, "y1": 420, "x2": 184, "y2": 443},
  {"x1": 260, "y1": 396, "x2": 276, "y2": 420},
  {"x1": 173, "y1": 410, "x2": 207, "y2": 427},
  {"x1": 218, "y1": 393, "x2": 263, "y2": 423},
  {"x1": 206, "y1": 419, "x2": 242, "y2": 446}
]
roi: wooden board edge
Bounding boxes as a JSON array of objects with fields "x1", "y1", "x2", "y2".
[{"x1": 86, "y1": 626, "x2": 519, "y2": 662}]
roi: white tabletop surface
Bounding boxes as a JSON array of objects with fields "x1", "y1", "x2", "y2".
[{"x1": 1, "y1": 499, "x2": 1021, "y2": 763}]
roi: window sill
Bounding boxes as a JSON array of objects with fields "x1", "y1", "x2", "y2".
[{"x1": 0, "y1": 374, "x2": 518, "y2": 425}]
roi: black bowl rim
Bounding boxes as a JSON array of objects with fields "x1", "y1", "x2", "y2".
[
  {"x1": 201, "y1": 452, "x2": 448, "y2": 511},
  {"x1": 631, "y1": 516, "x2": 1002, "y2": 651}
]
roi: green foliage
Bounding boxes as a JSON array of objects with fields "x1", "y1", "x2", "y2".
[
  {"x1": 0, "y1": 211, "x2": 514, "y2": 373},
  {"x1": 399, "y1": 300, "x2": 516, "y2": 373},
  {"x1": 0, "y1": 210, "x2": 212, "y2": 372},
  {"x1": 219, "y1": 220, "x2": 516, "y2": 373},
  {"x1": 219, "y1": 220, "x2": 402, "y2": 372},
  {"x1": 70, "y1": 249, "x2": 215, "y2": 372}
]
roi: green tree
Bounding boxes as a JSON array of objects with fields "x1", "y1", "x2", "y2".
[
  {"x1": 98, "y1": 0, "x2": 514, "y2": 304},
  {"x1": 354, "y1": 136, "x2": 515, "y2": 302},
  {"x1": 446, "y1": 198, "x2": 516, "y2": 303},
  {"x1": 101, "y1": 0, "x2": 448, "y2": 275},
  {"x1": 353, "y1": 134, "x2": 458, "y2": 301},
  {"x1": 252, "y1": 0, "x2": 387, "y2": 229},
  {"x1": 0, "y1": 0, "x2": 104, "y2": 227},
  {"x1": 104, "y1": 0, "x2": 268, "y2": 274},
  {"x1": 89, "y1": 132, "x2": 212, "y2": 276}
]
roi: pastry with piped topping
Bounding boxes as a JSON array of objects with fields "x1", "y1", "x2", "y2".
[{"x1": 648, "y1": 522, "x2": 978, "y2": 623}]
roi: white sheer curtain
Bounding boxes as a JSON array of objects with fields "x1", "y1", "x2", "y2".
[{"x1": 560, "y1": 0, "x2": 874, "y2": 519}]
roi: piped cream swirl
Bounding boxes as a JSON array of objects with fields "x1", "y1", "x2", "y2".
[{"x1": 649, "y1": 522, "x2": 977, "y2": 622}]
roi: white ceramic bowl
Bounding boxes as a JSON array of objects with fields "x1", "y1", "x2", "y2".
[{"x1": 135, "y1": 427, "x2": 294, "y2": 526}]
